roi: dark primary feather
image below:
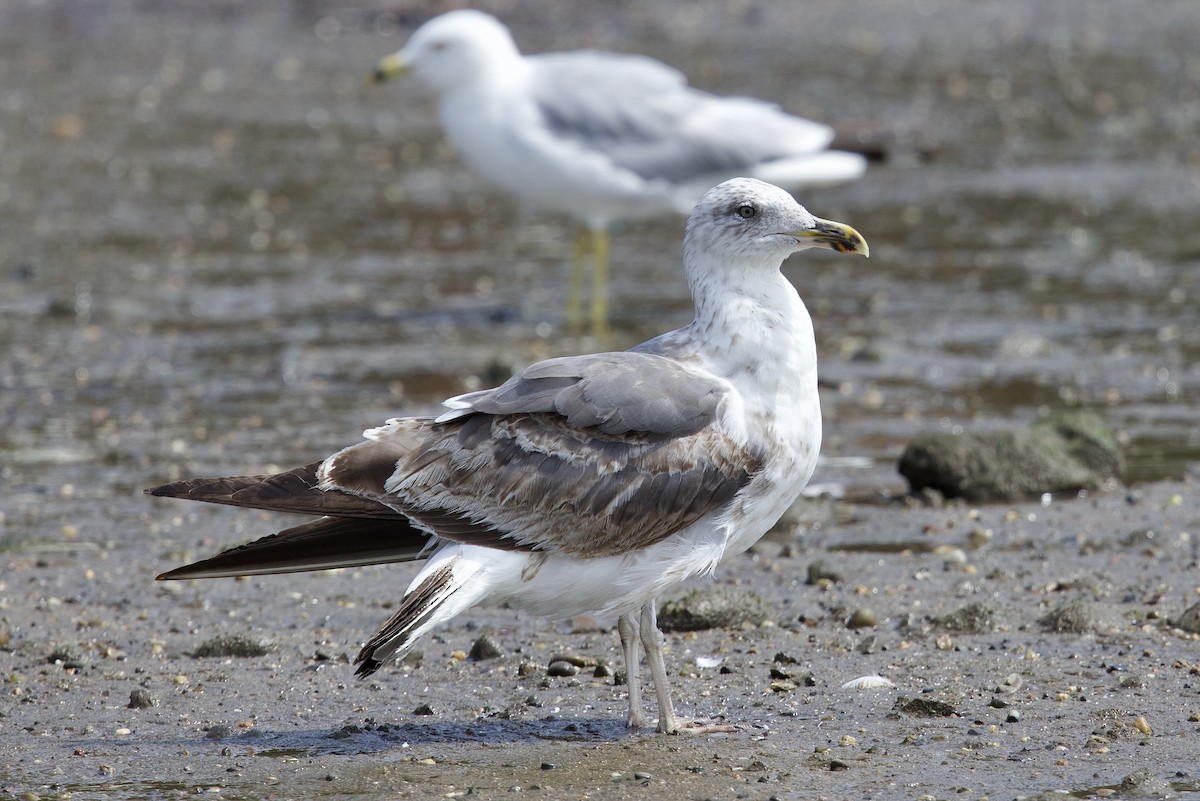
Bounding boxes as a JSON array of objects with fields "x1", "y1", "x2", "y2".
[
  {"x1": 146, "y1": 462, "x2": 398, "y2": 519},
  {"x1": 156, "y1": 516, "x2": 432, "y2": 579}
]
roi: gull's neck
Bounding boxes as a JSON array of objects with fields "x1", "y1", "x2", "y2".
[{"x1": 682, "y1": 248, "x2": 816, "y2": 384}]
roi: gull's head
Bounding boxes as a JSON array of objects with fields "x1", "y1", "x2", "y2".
[
  {"x1": 684, "y1": 177, "x2": 868, "y2": 266},
  {"x1": 371, "y1": 10, "x2": 519, "y2": 94}
]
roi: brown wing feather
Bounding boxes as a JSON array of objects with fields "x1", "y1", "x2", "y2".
[{"x1": 323, "y1": 412, "x2": 761, "y2": 558}]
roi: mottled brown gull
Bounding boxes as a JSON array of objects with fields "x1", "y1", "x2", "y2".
[
  {"x1": 372, "y1": 10, "x2": 866, "y2": 339},
  {"x1": 147, "y1": 178, "x2": 868, "y2": 733}
]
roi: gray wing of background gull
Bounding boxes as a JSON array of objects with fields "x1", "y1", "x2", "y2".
[
  {"x1": 526, "y1": 51, "x2": 835, "y2": 186},
  {"x1": 152, "y1": 351, "x2": 760, "y2": 577}
]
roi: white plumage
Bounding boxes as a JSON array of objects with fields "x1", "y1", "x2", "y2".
[{"x1": 373, "y1": 11, "x2": 866, "y2": 336}]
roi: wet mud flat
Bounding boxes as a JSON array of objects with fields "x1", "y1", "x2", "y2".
[
  {"x1": 3, "y1": 0, "x2": 1200, "y2": 799},
  {"x1": 4, "y1": 481, "x2": 1200, "y2": 800}
]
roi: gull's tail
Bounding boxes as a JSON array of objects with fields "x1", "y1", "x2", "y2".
[{"x1": 354, "y1": 553, "x2": 489, "y2": 677}]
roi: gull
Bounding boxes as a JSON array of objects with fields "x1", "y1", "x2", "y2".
[
  {"x1": 147, "y1": 178, "x2": 868, "y2": 733},
  {"x1": 371, "y1": 10, "x2": 866, "y2": 339}
]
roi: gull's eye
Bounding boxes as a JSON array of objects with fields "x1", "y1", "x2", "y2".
[{"x1": 736, "y1": 203, "x2": 757, "y2": 219}]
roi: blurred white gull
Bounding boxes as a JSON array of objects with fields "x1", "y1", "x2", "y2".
[
  {"x1": 372, "y1": 10, "x2": 867, "y2": 338},
  {"x1": 148, "y1": 179, "x2": 868, "y2": 733}
]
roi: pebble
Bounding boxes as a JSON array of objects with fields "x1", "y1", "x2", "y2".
[
  {"x1": 806, "y1": 560, "x2": 842, "y2": 585},
  {"x1": 846, "y1": 608, "x2": 878, "y2": 630},
  {"x1": 540, "y1": 762, "x2": 557, "y2": 770},
  {"x1": 633, "y1": 771, "x2": 653, "y2": 781},
  {"x1": 468, "y1": 634, "x2": 504, "y2": 661},
  {"x1": 412, "y1": 703, "x2": 435, "y2": 716},
  {"x1": 128, "y1": 689, "x2": 158, "y2": 709},
  {"x1": 549, "y1": 652, "x2": 594, "y2": 667},
  {"x1": 994, "y1": 673, "x2": 1023, "y2": 694},
  {"x1": 546, "y1": 660, "x2": 578, "y2": 677}
]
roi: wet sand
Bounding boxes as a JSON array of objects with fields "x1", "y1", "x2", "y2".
[{"x1": 3, "y1": 1, "x2": 1199, "y2": 798}]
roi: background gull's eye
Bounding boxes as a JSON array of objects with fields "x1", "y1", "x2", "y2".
[{"x1": 736, "y1": 203, "x2": 757, "y2": 219}]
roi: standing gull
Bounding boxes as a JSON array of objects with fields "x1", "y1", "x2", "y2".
[
  {"x1": 147, "y1": 178, "x2": 868, "y2": 733},
  {"x1": 372, "y1": 10, "x2": 866, "y2": 339}
]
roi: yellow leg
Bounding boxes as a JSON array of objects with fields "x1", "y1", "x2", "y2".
[
  {"x1": 589, "y1": 228, "x2": 610, "y2": 344},
  {"x1": 566, "y1": 230, "x2": 588, "y2": 337}
]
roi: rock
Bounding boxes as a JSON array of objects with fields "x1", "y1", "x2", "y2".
[
  {"x1": 896, "y1": 697, "x2": 957, "y2": 717},
  {"x1": 657, "y1": 587, "x2": 770, "y2": 632},
  {"x1": 806, "y1": 560, "x2": 842, "y2": 585},
  {"x1": 846, "y1": 608, "x2": 878, "y2": 630},
  {"x1": 936, "y1": 602, "x2": 1000, "y2": 634},
  {"x1": 897, "y1": 410, "x2": 1123, "y2": 502},
  {"x1": 191, "y1": 635, "x2": 271, "y2": 659},
  {"x1": 1117, "y1": 767, "x2": 1173, "y2": 798},
  {"x1": 1171, "y1": 600, "x2": 1200, "y2": 634},
  {"x1": 47, "y1": 645, "x2": 86, "y2": 671},
  {"x1": 468, "y1": 633, "x2": 504, "y2": 660},
  {"x1": 127, "y1": 689, "x2": 158, "y2": 709},
  {"x1": 546, "y1": 660, "x2": 578, "y2": 677},
  {"x1": 1037, "y1": 599, "x2": 1121, "y2": 635},
  {"x1": 412, "y1": 703, "x2": 435, "y2": 716}
]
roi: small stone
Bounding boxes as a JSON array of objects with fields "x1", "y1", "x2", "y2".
[
  {"x1": 988, "y1": 697, "x2": 1009, "y2": 709},
  {"x1": 1172, "y1": 600, "x2": 1200, "y2": 634},
  {"x1": 806, "y1": 560, "x2": 842, "y2": 585},
  {"x1": 1132, "y1": 716, "x2": 1152, "y2": 735},
  {"x1": 1038, "y1": 599, "x2": 1120, "y2": 635},
  {"x1": 191, "y1": 635, "x2": 271, "y2": 659},
  {"x1": 633, "y1": 771, "x2": 653, "y2": 781},
  {"x1": 517, "y1": 661, "x2": 539, "y2": 677},
  {"x1": 658, "y1": 587, "x2": 770, "y2": 632},
  {"x1": 549, "y1": 653, "x2": 594, "y2": 667},
  {"x1": 937, "y1": 602, "x2": 999, "y2": 634},
  {"x1": 846, "y1": 608, "x2": 878, "y2": 629},
  {"x1": 546, "y1": 660, "x2": 578, "y2": 677},
  {"x1": 128, "y1": 689, "x2": 158, "y2": 709},
  {"x1": 205, "y1": 724, "x2": 233, "y2": 739},
  {"x1": 995, "y1": 673, "x2": 1023, "y2": 694},
  {"x1": 593, "y1": 662, "x2": 613, "y2": 678},
  {"x1": 468, "y1": 634, "x2": 504, "y2": 661},
  {"x1": 412, "y1": 703, "x2": 435, "y2": 716},
  {"x1": 897, "y1": 697, "x2": 957, "y2": 718},
  {"x1": 540, "y1": 762, "x2": 558, "y2": 771},
  {"x1": 47, "y1": 646, "x2": 86, "y2": 671},
  {"x1": 1006, "y1": 711, "x2": 1021, "y2": 723}
]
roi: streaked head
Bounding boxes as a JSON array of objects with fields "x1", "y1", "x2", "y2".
[
  {"x1": 684, "y1": 177, "x2": 868, "y2": 265},
  {"x1": 371, "y1": 10, "x2": 520, "y2": 93}
]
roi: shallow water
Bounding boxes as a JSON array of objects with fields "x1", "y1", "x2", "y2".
[{"x1": 2, "y1": 1, "x2": 1200, "y2": 798}]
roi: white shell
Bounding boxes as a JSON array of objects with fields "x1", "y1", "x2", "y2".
[{"x1": 841, "y1": 674, "x2": 895, "y2": 690}]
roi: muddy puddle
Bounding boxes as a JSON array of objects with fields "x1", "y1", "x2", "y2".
[{"x1": 3, "y1": 1, "x2": 1199, "y2": 799}]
